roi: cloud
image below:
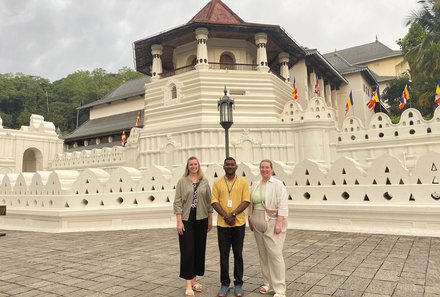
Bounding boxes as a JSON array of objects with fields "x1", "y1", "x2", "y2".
[{"x1": 0, "y1": 0, "x2": 420, "y2": 81}]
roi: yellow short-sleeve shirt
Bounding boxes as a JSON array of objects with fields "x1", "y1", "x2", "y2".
[{"x1": 211, "y1": 176, "x2": 250, "y2": 227}]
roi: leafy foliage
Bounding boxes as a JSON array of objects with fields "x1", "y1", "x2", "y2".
[
  {"x1": 391, "y1": 0, "x2": 440, "y2": 118},
  {"x1": 0, "y1": 68, "x2": 144, "y2": 133}
]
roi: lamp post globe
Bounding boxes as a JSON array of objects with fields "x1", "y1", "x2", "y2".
[{"x1": 217, "y1": 87, "x2": 235, "y2": 158}]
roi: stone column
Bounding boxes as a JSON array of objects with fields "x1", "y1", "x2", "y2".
[
  {"x1": 278, "y1": 52, "x2": 290, "y2": 82},
  {"x1": 324, "y1": 83, "x2": 332, "y2": 106},
  {"x1": 151, "y1": 44, "x2": 163, "y2": 81},
  {"x1": 255, "y1": 32, "x2": 269, "y2": 71},
  {"x1": 195, "y1": 27, "x2": 209, "y2": 70}
]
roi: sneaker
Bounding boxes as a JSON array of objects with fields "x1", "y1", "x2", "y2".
[
  {"x1": 273, "y1": 294, "x2": 286, "y2": 297},
  {"x1": 217, "y1": 285, "x2": 229, "y2": 297},
  {"x1": 234, "y1": 285, "x2": 243, "y2": 297}
]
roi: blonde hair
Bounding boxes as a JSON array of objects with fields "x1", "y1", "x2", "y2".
[{"x1": 184, "y1": 156, "x2": 204, "y2": 179}]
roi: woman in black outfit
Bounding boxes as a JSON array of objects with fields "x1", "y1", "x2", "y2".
[{"x1": 174, "y1": 156, "x2": 213, "y2": 297}]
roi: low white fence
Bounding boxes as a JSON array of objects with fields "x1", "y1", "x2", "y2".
[{"x1": 1, "y1": 152, "x2": 439, "y2": 235}]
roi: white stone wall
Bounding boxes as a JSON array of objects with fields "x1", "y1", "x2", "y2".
[
  {"x1": 0, "y1": 114, "x2": 63, "y2": 174},
  {"x1": 337, "y1": 107, "x2": 440, "y2": 169},
  {"x1": 1, "y1": 153, "x2": 439, "y2": 235}
]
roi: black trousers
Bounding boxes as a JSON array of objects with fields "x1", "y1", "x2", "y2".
[
  {"x1": 217, "y1": 225, "x2": 246, "y2": 287},
  {"x1": 178, "y1": 210, "x2": 208, "y2": 280}
]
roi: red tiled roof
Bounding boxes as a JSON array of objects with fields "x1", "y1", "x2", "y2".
[{"x1": 187, "y1": 0, "x2": 244, "y2": 24}]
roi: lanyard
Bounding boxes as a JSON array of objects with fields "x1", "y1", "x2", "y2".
[{"x1": 224, "y1": 176, "x2": 237, "y2": 199}]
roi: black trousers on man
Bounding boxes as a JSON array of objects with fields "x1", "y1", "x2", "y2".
[{"x1": 217, "y1": 224, "x2": 246, "y2": 287}]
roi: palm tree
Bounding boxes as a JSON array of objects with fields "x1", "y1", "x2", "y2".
[{"x1": 405, "y1": 0, "x2": 440, "y2": 113}]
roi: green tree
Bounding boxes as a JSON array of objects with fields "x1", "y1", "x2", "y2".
[
  {"x1": 0, "y1": 67, "x2": 144, "y2": 132},
  {"x1": 382, "y1": 76, "x2": 411, "y2": 118},
  {"x1": 0, "y1": 73, "x2": 50, "y2": 128},
  {"x1": 399, "y1": 0, "x2": 440, "y2": 115}
]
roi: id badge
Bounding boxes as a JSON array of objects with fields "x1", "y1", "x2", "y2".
[{"x1": 227, "y1": 199, "x2": 233, "y2": 208}]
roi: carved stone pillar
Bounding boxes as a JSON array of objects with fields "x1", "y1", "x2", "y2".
[
  {"x1": 195, "y1": 27, "x2": 209, "y2": 70},
  {"x1": 278, "y1": 52, "x2": 290, "y2": 82},
  {"x1": 151, "y1": 44, "x2": 163, "y2": 80},
  {"x1": 255, "y1": 32, "x2": 269, "y2": 71}
]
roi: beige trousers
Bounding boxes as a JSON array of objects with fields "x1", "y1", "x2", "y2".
[{"x1": 251, "y1": 210, "x2": 287, "y2": 295}]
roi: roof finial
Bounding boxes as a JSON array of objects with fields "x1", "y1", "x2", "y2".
[{"x1": 375, "y1": 35, "x2": 378, "y2": 42}]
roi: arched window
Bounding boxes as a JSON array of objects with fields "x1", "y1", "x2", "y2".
[{"x1": 220, "y1": 53, "x2": 235, "y2": 69}]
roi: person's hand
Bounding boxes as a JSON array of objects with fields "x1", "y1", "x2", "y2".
[
  {"x1": 248, "y1": 217, "x2": 253, "y2": 232},
  {"x1": 274, "y1": 221, "x2": 282, "y2": 234},
  {"x1": 177, "y1": 221, "x2": 185, "y2": 235},
  {"x1": 224, "y1": 214, "x2": 235, "y2": 226},
  {"x1": 207, "y1": 220, "x2": 213, "y2": 232}
]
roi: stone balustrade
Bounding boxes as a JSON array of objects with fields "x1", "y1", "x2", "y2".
[{"x1": 1, "y1": 153, "x2": 439, "y2": 235}]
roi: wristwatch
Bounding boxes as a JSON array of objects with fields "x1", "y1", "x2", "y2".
[{"x1": 232, "y1": 212, "x2": 237, "y2": 217}]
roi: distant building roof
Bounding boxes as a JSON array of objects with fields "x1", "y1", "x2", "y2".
[
  {"x1": 323, "y1": 52, "x2": 377, "y2": 86},
  {"x1": 188, "y1": 0, "x2": 244, "y2": 24},
  {"x1": 64, "y1": 110, "x2": 143, "y2": 142},
  {"x1": 327, "y1": 39, "x2": 402, "y2": 65},
  {"x1": 304, "y1": 49, "x2": 348, "y2": 87},
  {"x1": 369, "y1": 70, "x2": 396, "y2": 84},
  {"x1": 79, "y1": 76, "x2": 150, "y2": 110}
]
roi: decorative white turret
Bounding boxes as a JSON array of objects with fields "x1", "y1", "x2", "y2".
[
  {"x1": 278, "y1": 52, "x2": 290, "y2": 82},
  {"x1": 195, "y1": 27, "x2": 209, "y2": 70},
  {"x1": 255, "y1": 32, "x2": 269, "y2": 71},
  {"x1": 151, "y1": 44, "x2": 163, "y2": 80}
]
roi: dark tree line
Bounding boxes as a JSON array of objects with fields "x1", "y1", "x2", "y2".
[{"x1": 0, "y1": 67, "x2": 144, "y2": 134}]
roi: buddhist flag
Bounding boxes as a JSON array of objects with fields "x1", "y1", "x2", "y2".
[
  {"x1": 345, "y1": 90, "x2": 354, "y2": 115},
  {"x1": 135, "y1": 111, "x2": 141, "y2": 127},
  {"x1": 375, "y1": 86, "x2": 382, "y2": 102},
  {"x1": 292, "y1": 77, "x2": 298, "y2": 100},
  {"x1": 399, "y1": 83, "x2": 410, "y2": 110},
  {"x1": 367, "y1": 94, "x2": 376, "y2": 110},
  {"x1": 314, "y1": 76, "x2": 320, "y2": 96},
  {"x1": 121, "y1": 131, "x2": 127, "y2": 146},
  {"x1": 435, "y1": 79, "x2": 440, "y2": 105}
]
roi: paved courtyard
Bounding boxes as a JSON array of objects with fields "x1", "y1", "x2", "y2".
[{"x1": 0, "y1": 228, "x2": 439, "y2": 297}]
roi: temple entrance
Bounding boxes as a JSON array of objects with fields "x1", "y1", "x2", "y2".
[{"x1": 22, "y1": 148, "x2": 43, "y2": 172}]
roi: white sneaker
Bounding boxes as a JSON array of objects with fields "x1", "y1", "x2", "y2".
[{"x1": 273, "y1": 294, "x2": 286, "y2": 297}]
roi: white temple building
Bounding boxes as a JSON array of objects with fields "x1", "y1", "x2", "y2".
[{"x1": 1, "y1": 0, "x2": 439, "y2": 236}]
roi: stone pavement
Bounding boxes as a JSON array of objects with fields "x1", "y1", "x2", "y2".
[{"x1": 0, "y1": 228, "x2": 439, "y2": 297}]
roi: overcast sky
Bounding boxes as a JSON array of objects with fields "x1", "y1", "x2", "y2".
[{"x1": 0, "y1": 0, "x2": 420, "y2": 82}]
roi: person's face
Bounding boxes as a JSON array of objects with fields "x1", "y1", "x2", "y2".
[
  {"x1": 223, "y1": 160, "x2": 237, "y2": 176},
  {"x1": 188, "y1": 159, "x2": 199, "y2": 175},
  {"x1": 260, "y1": 161, "x2": 272, "y2": 180}
]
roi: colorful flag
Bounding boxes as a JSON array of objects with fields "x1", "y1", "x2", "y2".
[
  {"x1": 374, "y1": 86, "x2": 381, "y2": 102},
  {"x1": 367, "y1": 86, "x2": 381, "y2": 111},
  {"x1": 292, "y1": 78, "x2": 298, "y2": 100},
  {"x1": 345, "y1": 90, "x2": 354, "y2": 115},
  {"x1": 367, "y1": 95, "x2": 376, "y2": 110},
  {"x1": 314, "y1": 76, "x2": 320, "y2": 96},
  {"x1": 399, "y1": 83, "x2": 411, "y2": 110},
  {"x1": 435, "y1": 79, "x2": 440, "y2": 105},
  {"x1": 135, "y1": 111, "x2": 141, "y2": 127},
  {"x1": 121, "y1": 131, "x2": 127, "y2": 146}
]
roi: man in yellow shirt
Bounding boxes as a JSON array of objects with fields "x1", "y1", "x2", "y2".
[{"x1": 212, "y1": 157, "x2": 250, "y2": 297}]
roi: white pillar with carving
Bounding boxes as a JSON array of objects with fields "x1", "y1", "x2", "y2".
[
  {"x1": 195, "y1": 27, "x2": 209, "y2": 70},
  {"x1": 151, "y1": 44, "x2": 163, "y2": 81},
  {"x1": 255, "y1": 32, "x2": 269, "y2": 71},
  {"x1": 278, "y1": 52, "x2": 290, "y2": 82}
]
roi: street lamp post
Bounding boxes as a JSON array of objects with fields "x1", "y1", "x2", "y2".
[{"x1": 218, "y1": 87, "x2": 235, "y2": 158}]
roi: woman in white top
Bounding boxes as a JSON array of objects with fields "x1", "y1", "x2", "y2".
[{"x1": 248, "y1": 159, "x2": 288, "y2": 297}]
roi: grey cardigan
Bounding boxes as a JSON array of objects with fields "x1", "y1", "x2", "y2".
[{"x1": 173, "y1": 177, "x2": 213, "y2": 220}]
